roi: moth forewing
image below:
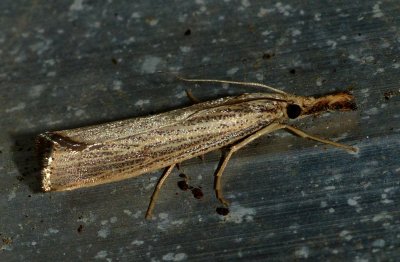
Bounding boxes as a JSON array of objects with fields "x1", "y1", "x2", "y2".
[
  {"x1": 36, "y1": 79, "x2": 357, "y2": 218},
  {"x1": 37, "y1": 93, "x2": 290, "y2": 192}
]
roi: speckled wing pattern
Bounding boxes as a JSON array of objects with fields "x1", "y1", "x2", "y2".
[{"x1": 37, "y1": 93, "x2": 286, "y2": 192}]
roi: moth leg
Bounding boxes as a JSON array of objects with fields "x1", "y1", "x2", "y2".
[
  {"x1": 185, "y1": 89, "x2": 201, "y2": 104},
  {"x1": 145, "y1": 164, "x2": 176, "y2": 219},
  {"x1": 214, "y1": 123, "x2": 281, "y2": 206},
  {"x1": 278, "y1": 124, "x2": 357, "y2": 153}
]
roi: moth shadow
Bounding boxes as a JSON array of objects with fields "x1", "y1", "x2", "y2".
[{"x1": 10, "y1": 131, "x2": 43, "y2": 193}]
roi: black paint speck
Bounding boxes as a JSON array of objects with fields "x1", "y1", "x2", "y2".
[{"x1": 184, "y1": 29, "x2": 191, "y2": 36}]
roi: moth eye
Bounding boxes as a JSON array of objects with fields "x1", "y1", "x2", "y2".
[{"x1": 287, "y1": 104, "x2": 302, "y2": 119}]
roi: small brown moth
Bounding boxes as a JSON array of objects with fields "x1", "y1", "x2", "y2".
[{"x1": 36, "y1": 78, "x2": 357, "y2": 218}]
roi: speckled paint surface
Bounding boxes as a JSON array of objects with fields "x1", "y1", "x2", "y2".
[{"x1": 1, "y1": 0, "x2": 399, "y2": 261}]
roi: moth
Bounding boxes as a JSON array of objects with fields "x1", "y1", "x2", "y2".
[{"x1": 36, "y1": 78, "x2": 358, "y2": 218}]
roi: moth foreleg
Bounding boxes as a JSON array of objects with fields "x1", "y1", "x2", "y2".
[
  {"x1": 277, "y1": 124, "x2": 358, "y2": 153},
  {"x1": 145, "y1": 164, "x2": 176, "y2": 219},
  {"x1": 214, "y1": 123, "x2": 282, "y2": 206}
]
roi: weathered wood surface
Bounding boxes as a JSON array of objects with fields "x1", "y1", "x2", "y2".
[{"x1": 1, "y1": 1, "x2": 399, "y2": 261}]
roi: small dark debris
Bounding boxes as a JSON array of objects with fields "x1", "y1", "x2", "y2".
[
  {"x1": 28, "y1": 195, "x2": 31, "y2": 198},
  {"x1": 289, "y1": 69, "x2": 296, "y2": 74},
  {"x1": 262, "y1": 52, "x2": 275, "y2": 60},
  {"x1": 177, "y1": 180, "x2": 189, "y2": 191},
  {"x1": 2, "y1": 237, "x2": 12, "y2": 245},
  {"x1": 16, "y1": 175, "x2": 24, "y2": 181},
  {"x1": 78, "y1": 215, "x2": 83, "y2": 219},
  {"x1": 332, "y1": 68, "x2": 337, "y2": 73},
  {"x1": 216, "y1": 207, "x2": 229, "y2": 216},
  {"x1": 191, "y1": 188, "x2": 203, "y2": 199},
  {"x1": 184, "y1": 29, "x2": 191, "y2": 36},
  {"x1": 384, "y1": 91, "x2": 395, "y2": 100},
  {"x1": 77, "y1": 224, "x2": 84, "y2": 233},
  {"x1": 111, "y1": 57, "x2": 118, "y2": 65}
]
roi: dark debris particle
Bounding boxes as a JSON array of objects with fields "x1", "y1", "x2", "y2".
[
  {"x1": 191, "y1": 188, "x2": 203, "y2": 199},
  {"x1": 289, "y1": 69, "x2": 296, "y2": 74},
  {"x1": 78, "y1": 215, "x2": 83, "y2": 219},
  {"x1": 384, "y1": 91, "x2": 395, "y2": 100},
  {"x1": 2, "y1": 237, "x2": 12, "y2": 245},
  {"x1": 111, "y1": 57, "x2": 118, "y2": 65},
  {"x1": 77, "y1": 224, "x2": 84, "y2": 233},
  {"x1": 16, "y1": 175, "x2": 24, "y2": 181},
  {"x1": 177, "y1": 180, "x2": 189, "y2": 191},
  {"x1": 184, "y1": 29, "x2": 191, "y2": 36},
  {"x1": 262, "y1": 52, "x2": 275, "y2": 60},
  {"x1": 216, "y1": 207, "x2": 229, "y2": 216}
]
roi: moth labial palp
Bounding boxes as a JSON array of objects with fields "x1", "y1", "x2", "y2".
[{"x1": 36, "y1": 77, "x2": 358, "y2": 219}]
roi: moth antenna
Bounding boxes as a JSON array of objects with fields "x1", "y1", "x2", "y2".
[{"x1": 177, "y1": 76, "x2": 288, "y2": 95}]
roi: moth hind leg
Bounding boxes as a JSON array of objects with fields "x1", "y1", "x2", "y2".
[
  {"x1": 185, "y1": 89, "x2": 201, "y2": 104},
  {"x1": 145, "y1": 164, "x2": 176, "y2": 219}
]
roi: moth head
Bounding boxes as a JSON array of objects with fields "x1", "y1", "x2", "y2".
[{"x1": 285, "y1": 91, "x2": 357, "y2": 119}]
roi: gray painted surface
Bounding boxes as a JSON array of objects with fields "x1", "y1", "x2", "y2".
[{"x1": 1, "y1": 0, "x2": 399, "y2": 261}]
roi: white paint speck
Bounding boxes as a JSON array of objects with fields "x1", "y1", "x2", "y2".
[
  {"x1": 179, "y1": 46, "x2": 191, "y2": 53},
  {"x1": 48, "y1": 228, "x2": 59, "y2": 234},
  {"x1": 294, "y1": 246, "x2": 309, "y2": 258},
  {"x1": 324, "y1": 186, "x2": 336, "y2": 190},
  {"x1": 131, "y1": 240, "x2": 144, "y2": 246},
  {"x1": 320, "y1": 201, "x2": 328, "y2": 208},
  {"x1": 261, "y1": 30, "x2": 272, "y2": 36},
  {"x1": 75, "y1": 109, "x2": 85, "y2": 117},
  {"x1": 94, "y1": 250, "x2": 108, "y2": 259},
  {"x1": 162, "y1": 252, "x2": 188, "y2": 261},
  {"x1": 347, "y1": 197, "x2": 359, "y2": 206},
  {"x1": 372, "y1": 212, "x2": 393, "y2": 222},
  {"x1": 110, "y1": 217, "x2": 118, "y2": 223},
  {"x1": 328, "y1": 208, "x2": 335, "y2": 213},
  {"x1": 393, "y1": 63, "x2": 400, "y2": 69},
  {"x1": 291, "y1": 29, "x2": 301, "y2": 37},
  {"x1": 30, "y1": 85, "x2": 45, "y2": 98},
  {"x1": 372, "y1": 239, "x2": 385, "y2": 248},
  {"x1": 146, "y1": 18, "x2": 158, "y2": 26},
  {"x1": 227, "y1": 67, "x2": 239, "y2": 76},
  {"x1": 327, "y1": 40, "x2": 337, "y2": 49},
  {"x1": 365, "y1": 107, "x2": 379, "y2": 115},
  {"x1": 316, "y1": 77, "x2": 324, "y2": 87},
  {"x1": 257, "y1": 8, "x2": 270, "y2": 17},
  {"x1": 70, "y1": 0, "x2": 84, "y2": 11},
  {"x1": 97, "y1": 228, "x2": 110, "y2": 238},
  {"x1": 372, "y1": 2, "x2": 384, "y2": 18},
  {"x1": 275, "y1": 2, "x2": 292, "y2": 16},
  {"x1": 131, "y1": 12, "x2": 141, "y2": 18},
  {"x1": 112, "y1": 80, "x2": 123, "y2": 91},
  {"x1": 314, "y1": 13, "x2": 321, "y2": 21},
  {"x1": 123, "y1": 210, "x2": 132, "y2": 216},
  {"x1": 339, "y1": 230, "x2": 353, "y2": 241},
  {"x1": 6, "y1": 102, "x2": 26, "y2": 113},
  {"x1": 135, "y1": 99, "x2": 150, "y2": 107},
  {"x1": 8, "y1": 188, "x2": 16, "y2": 201},
  {"x1": 241, "y1": 0, "x2": 250, "y2": 8},
  {"x1": 159, "y1": 213, "x2": 169, "y2": 220},
  {"x1": 223, "y1": 202, "x2": 256, "y2": 223},
  {"x1": 141, "y1": 56, "x2": 162, "y2": 73}
]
